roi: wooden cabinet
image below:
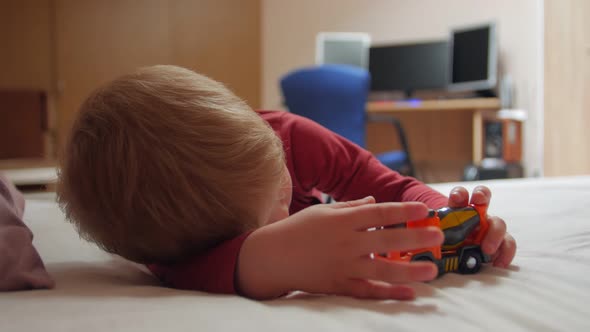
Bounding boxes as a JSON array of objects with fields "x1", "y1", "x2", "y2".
[
  {"x1": 544, "y1": 0, "x2": 590, "y2": 176},
  {"x1": 0, "y1": 90, "x2": 47, "y2": 159}
]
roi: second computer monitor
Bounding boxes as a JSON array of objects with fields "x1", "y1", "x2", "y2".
[
  {"x1": 448, "y1": 22, "x2": 497, "y2": 92},
  {"x1": 369, "y1": 41, "x2": 449, "y2": 97}
]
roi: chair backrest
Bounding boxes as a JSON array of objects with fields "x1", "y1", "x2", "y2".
[{"x1": 280, "y1": 64, "x2": 370, "y2": 147}]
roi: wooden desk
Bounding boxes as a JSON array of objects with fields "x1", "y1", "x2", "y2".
[{"x1": 366, "y1": 98, "x2": 501, "y2": 182}]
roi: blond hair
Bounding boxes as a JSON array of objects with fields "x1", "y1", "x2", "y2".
[{"x1": 58, "y1": 65, "x2": 285, "y2": 264}]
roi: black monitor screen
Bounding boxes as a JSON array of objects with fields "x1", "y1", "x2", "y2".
[
  {"x1": 451, "y1": 26, "x2": 490, "y2": 83},
  {"x1": 369, "y1": 41, "x2": 448, "y2": 93}
]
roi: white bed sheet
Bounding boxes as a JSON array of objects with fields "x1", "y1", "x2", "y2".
[{"x1": 2, "y1": 176, "x2": 590, "y2": 332}]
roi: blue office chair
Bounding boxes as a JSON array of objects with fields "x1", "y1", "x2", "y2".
[{"x1": 280, "y1": 64, "x2": 415, "y2": 176}]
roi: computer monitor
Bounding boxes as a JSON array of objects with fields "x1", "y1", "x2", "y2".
[
  {"x1": 448, "y1": 22, "x2": 498, "y2": 93},
  {"x1": 315, "y1": 32, "x2": 371, "y2": 69},
  {"x1": 368, "y1": 41, "x2": 449, "y2": 97}
]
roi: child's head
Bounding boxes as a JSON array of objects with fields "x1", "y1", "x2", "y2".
[{"x1": 58, "y1": 65, "x2": 288, "y2": 264}]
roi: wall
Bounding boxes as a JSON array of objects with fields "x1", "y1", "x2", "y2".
[{"x1": 262, "y1": 0, "x2": 544, "y2": 177}]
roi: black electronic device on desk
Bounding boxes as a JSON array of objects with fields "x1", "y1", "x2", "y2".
[
  {"x1": 368, "y1": 22, "x2": 498, "y2": 101},
  {"x1": 463, "y1": 109, "x2": 526, "y2": 181},
  {"x1": 448, "y1": 22, "x2": 498, "y2": 97},
  {"x1": 368, "y1": 40, "x2": 449, "y2": 99}
]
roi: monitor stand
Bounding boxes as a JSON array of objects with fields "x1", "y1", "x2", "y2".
[
  {"x1": 474, "y1": 89, "x2": 497, "y2": 98},
  {"x1": 445, "y1": 89, "x2": 497, "y2": 99},
  {"x1": 404, "y1": 89, "x2": 414, "y2": 99}
]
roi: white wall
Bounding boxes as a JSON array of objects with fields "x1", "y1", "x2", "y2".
[{"x1": 262, "y1": 0, "x2": 544, "y2": 177}]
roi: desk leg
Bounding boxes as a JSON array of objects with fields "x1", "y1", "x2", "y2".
[{"x1": 473, "y1": 110, "x2": 483, "y2": 164}]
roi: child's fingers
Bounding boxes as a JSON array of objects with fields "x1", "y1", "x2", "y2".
[
  {"x1": 354, "y1": 227, "x2": 443, "y2": 255},
  {"x1": 493, "y1": 233, "x2": 517, "y2": 268},
  {"x1": 470, "y1": 185, "x2": 492, "y2": 206},
  {"x1": 340, "y1": 202, "x2": 429, "y2": 230},
  {"x1": 448, "y1": 186, "x2": 469, "y2": 207},
  {"x1": 448, "y1": 186, "x2": 492, "y2": 207},
  {"x1": 351, "y1": 257, "x2": 437, "y2": 284},
  {"x1": 340, "y1": 279, "x2": 415, "y2": 300},
  {"x1": 482, "y1": 215, "x2": 507, "y2": 254},
  {"x1": 329, "y1": 196, "x2": 376, "y2": 209}
]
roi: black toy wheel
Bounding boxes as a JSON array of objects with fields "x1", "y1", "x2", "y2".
[
  {"x1": 412, "y1": 254, "x2": 443, "y2": 277},
  {"x1": 459, "y1": 250, "x2": 482, "y2": 274},
  {"x1": 411, "y1": 253, "x2": 434, "y2": 263}
]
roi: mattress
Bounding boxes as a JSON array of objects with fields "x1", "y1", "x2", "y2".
[{"x1": 2, "y1": 176, "x2": 590, "y2": 331}]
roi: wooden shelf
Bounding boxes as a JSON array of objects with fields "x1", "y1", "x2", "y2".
[{"x1": 367, "y1": 97, "x2": 501, "y2": 113}]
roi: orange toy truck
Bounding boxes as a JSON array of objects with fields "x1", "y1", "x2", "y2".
[{"x1": 386, "y1": 204, "x2": 491, "y2": 275}]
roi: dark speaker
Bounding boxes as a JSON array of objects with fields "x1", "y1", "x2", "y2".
[
  {"x1": 484, "y1": 121, "x2": 503, "y2": 158},
  {"x1": 483, "y1": 118, "x2": 523, "y2": 162}
]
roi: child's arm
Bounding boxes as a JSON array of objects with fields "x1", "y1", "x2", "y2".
[
  {"x1": 147, "y1": 232, "x2": 252, "y2": 294},
  {"x1": 148, "y1": 197, "x2": 445, "y2": 300},
  {"x1": 280, "y1": 113, "x2": 448, "y2": 208}
]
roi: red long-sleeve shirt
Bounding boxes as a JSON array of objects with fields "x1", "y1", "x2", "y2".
[{"x1": 148, "y1": 110, "x2": 447, "y2": 294}]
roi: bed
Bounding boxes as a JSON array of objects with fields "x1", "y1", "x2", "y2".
[{"x1": 2, "y1": 176, "x2": 590, "y2": 331}]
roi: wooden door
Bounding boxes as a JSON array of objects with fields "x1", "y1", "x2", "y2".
[{"x1": 544, "y1": 0, "x2": 590, "y2": 176}]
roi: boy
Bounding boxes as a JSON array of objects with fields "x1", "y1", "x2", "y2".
[{"x1": 58, "y1": 65, "x2": 516, "y2": 300}]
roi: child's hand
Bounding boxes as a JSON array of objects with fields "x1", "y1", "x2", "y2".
[
  {"x1": 236, "y1": 197, "x2": 444, "y2": 300},
  {"x1": 448, "y1": 185, "x2": 517, "y2": 268}
]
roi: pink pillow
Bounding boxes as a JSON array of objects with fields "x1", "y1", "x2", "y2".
[{"x1": 0, "y1": 173, "x2": 54, "y2": 291}]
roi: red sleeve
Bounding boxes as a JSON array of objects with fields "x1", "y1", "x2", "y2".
[
  {"x1": 147, "y1": 232, "x2": 252, "y2": 294},
  {"x1": 284, "y1": 113, "x2": 448, "y2": 209}
]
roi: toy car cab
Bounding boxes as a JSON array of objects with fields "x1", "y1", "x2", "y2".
[{"x1": 386, "y1": 204, "x2": 491, "y2": 275}]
